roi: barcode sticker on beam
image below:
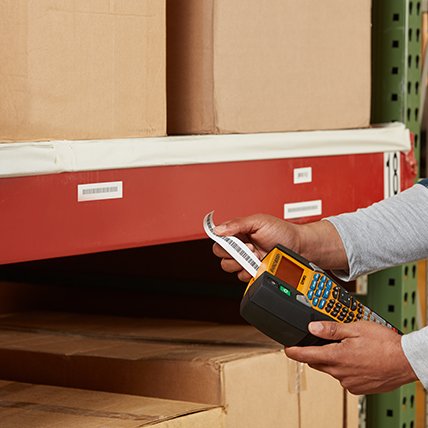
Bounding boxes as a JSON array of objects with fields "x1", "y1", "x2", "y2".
[
  {"x1": 78, "y1": 181, "x2": 123, "y2": 202},
  {"x1": 203, "y1": 211, "x2": 261, "y2": 277},
  {"x1": 293, "y1": 167, "x2": 312, "y2": 184},
  {"x1": 284, "y1": 200, "x2": 322, "y2": 220}
]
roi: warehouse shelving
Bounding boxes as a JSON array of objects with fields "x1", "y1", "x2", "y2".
[
  {"x1": 367, "y1": 0, "x2": 424, "y2": 427},
  {"x1": 0, "y1": 125, "x2": 414, "y2": 265},
  {"x1": 0, "y1": 0, "x2": 425, "y2": 426}
]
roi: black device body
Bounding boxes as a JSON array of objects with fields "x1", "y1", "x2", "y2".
[{"x1": 240, "y1": 271, "x2": 334, "y2": 347}]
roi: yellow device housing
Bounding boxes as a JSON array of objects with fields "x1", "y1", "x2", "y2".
[{"x1": 246, "y1": 245, "x2": 397, "y2": 329}]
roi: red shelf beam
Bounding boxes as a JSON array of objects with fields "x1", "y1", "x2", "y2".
[{"x1": 0, "y1": 152, "x2": 416, "y2": 265}]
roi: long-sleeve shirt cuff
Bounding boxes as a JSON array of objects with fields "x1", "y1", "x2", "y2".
[{"x1": 402, "y1": 327, "x2": 428, "y2": 389}]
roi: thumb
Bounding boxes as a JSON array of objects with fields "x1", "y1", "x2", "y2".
[
  {"x1": 214, "y1": 216, "x2": 259, "y2": 237},
  {"x1": 308, "y1": 321, "x2": 358, "y2": 341}
]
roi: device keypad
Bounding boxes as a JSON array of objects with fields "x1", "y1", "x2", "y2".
[{"x1": 306, "y1": 274, "x2": 364, "y2": 324}]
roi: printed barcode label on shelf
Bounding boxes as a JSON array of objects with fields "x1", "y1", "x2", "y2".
[
  {"x1": 78, "y1": 181, "x2": 123, "y2": 202},
  {"x1": 203, "y1": 211, "x2": 261, "y2": 277},
  {"x1": 283, "y1": 200, "x2": 322, "y2": 220},
  {"x1": 293, "y1": 167, "x2": 312, "y2": 184}
]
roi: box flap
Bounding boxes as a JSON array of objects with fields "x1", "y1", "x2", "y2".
[
  {"x1": 0, "y1": 380, "x2": 223, "y2": 427},
  {"x1": 0, "y1": 313, "x2": 282, "y2": 406},
  {"x1": 0, "y1": 311, "x2": 279, "y2": 347}
]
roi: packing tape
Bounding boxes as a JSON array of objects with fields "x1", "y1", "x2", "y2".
[
  {"x1": 288, "y1": 361, "x2": 307, "y2": 428},
  {"x1": 288, "y1": 360, "x2": 307, "y2": 394}
]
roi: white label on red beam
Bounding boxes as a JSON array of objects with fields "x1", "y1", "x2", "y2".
[
  {"x1": 77, "y1": 181, "x2": 123, "y2": 202},
  {"x1": 284, "y1": 200, "x2": 322, "y2": 220},
  {"x1": 293, "y1": 167, "x2": 312, "y2": 184}
]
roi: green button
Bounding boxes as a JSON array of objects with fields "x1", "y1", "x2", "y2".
[{"x1": 279, "y1": 285, "x2": 291, "y2": 296}]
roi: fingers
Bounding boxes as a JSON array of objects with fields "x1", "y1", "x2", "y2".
[
  {"x1": 308, "y1": 321, "x2": 360, "y2": 341},
  {"x1": 220, "y1": 258, "x2": 242, "y2": 273},
  {"x1": 285, "y1": 344, "x2": 339, "y2": 366},
  {"x1": 214, "y1": 218, "x2": 246, "y2": 236},
  {"x1": 214, "y1": 215, "x2": 265, "y2": 237},
  {"x1": 220, "y1": 258, "x2": 251, "y2": 282},
  {"x1": 213, "y1": 243, "x2": 252, "y2": 282},
  {"x1": 212, "y1": 242, "x2": 230, "y2": 259},
  {"x1": 237, "y1": 270, "x2": 253, "y2": 282},
  {"x1": 212, "y1": 242, "x2": 256, "y2": 258},
  {"x1": 284, "y1": 322, "x2": 361, "y2": 365}
]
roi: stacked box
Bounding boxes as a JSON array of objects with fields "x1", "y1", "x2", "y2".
[
  {"x1": 167, "y1": 0, "x2": 372, "y2": 134},
  {"x1": 0, "y1": 380, "x2": 224, "y2": 427},
  {"x1": 0, "y1": 312, "x2": 359, "y2": 428},
  {"x1": 0, "y1": 0, "x2": 166, "y2": 142}
]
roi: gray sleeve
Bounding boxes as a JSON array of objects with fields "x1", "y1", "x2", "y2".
[
  {"x1": 326, "y1": 183, "x2": 428, "y2": 281},
  {"x1": 402, "y1": 327, "x2": 428, "y2": 389},
  {"x1": 326, "y1": 181, "x2": 428, "y2": 389}
]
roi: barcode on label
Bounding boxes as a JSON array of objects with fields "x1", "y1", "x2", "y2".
[
  {"x1": 203, "y1": 211, "x2": 261, "y2": 277},
  {"x1": 293, "y1": 167, "x2": 312, "y2": 184},
  {"x1": 78, "y1": 181, "x2": 123, "y2": 202},
  {"x1": 284, "y1": 200, "x2": 322, "y2": 220},
  {"x1": 222, "y1": 236, "x2": 260, "y2": 270}
]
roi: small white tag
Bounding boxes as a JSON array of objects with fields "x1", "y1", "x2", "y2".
[
  {"x1": 284, "y1": 200, "x2": 322, "y2": 220},
  {"x1": 384, "y1": 152, "x2": 401, "y2": 199},
  {"x1": 78, "y1": 181, "x2": 123, "y2": 202},
  {"x1": 293, "y1": 167, "x2": 312, "y2": 184}
]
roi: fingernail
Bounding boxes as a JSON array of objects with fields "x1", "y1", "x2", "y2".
[
  {"x1": 309, "y1": 322, "x2": 323, "y2": 334},
  {"x1": 214, "y1": 225, "x2": 227, "y2": 234}
]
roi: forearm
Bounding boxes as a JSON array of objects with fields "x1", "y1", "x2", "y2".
[
  {"x1": 325, "y1": 182, "x2": 428, "y2": 280},
  {"x1": 298, "y1": 220, "x2": 349, "y2": 271}
]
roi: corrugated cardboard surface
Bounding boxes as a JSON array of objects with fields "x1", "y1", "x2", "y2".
[
  {"x1": 0, "y1": 312, "x2": 359, "y2": 428},
  {"x1": 168, "y1": 0, "x2": 371, "y2": 135},
  {"x1": 0, "y1": 0, "x2": 166, "y2": 142},
  {"x1": 0, "y1": 311, "x2": 275, "y2": 346},
  {"x1": 0, "y1": 380, "x2": 224, "y2": 427}
]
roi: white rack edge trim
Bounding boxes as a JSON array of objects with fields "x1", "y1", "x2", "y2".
[{"x1": 0, "y1": 122, "x2": 411, "y2": 178}]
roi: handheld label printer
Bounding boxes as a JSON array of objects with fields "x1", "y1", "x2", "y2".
[
  {"x1": 240, "y1": 245, "x2": 401, "y2": 347},
  {"x1": 203, "y1": 211, "x2": 400, "y2": 348}
]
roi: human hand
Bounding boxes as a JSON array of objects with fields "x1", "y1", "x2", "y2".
[
  {"x1": 212, "y1": 214, "x2": 301, "y2": 281},
  {"x1": 212, "y1": 214, "x2": 348, "y2": 281},
  {"x1": 285, "y1": 321, "x2": 417, "y2": 395}
]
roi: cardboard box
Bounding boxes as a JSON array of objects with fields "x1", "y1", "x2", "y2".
[
  {"x1": 0, "y1": 312, "x2": 359, "y2": 428},
  {"x1": 0, "y1": 380, "x2": 224, "y2": 427},
  {"x1": 167, "y1": 0, "x2": 371, "y2": 134},
  {"x1": 0, "y1": 0, "x2": 166, "y2": 142}
]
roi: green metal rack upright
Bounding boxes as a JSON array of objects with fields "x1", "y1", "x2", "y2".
[
  {"x1": 367, "y1": 1, "x2": 423, "y2": 427},
  {"x1": 372, "y1": 0, "x2": 422, "y2": 162}
]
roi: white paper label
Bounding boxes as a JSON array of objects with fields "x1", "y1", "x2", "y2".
[
  {"x1": 384, "y1": 152, "x2": 401, "y2": 199},
  {"x1": 78, "y1": 181, "x2": 123, "y2": 202},
  {"x1": 284, "y1": 200, "x2": 322, "y2": 220},
  {"x1": 203, "y1": 211, "x2": 261, "y2": 277},
  {"x1": 293, "y1": 167, "x2": 312, "y2": 184}
]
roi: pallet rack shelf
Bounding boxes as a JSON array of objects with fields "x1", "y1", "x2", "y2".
[{"x1": 0, "y1": 125, "x2": 414, "y2": 265}]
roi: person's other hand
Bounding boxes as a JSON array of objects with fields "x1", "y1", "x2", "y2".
[
  {"x1": 285, "y1": 321, "x2": 417, "y2": 394},
  {"x1": 212, "y1": 214, "x2": 300, "y2": 281}
]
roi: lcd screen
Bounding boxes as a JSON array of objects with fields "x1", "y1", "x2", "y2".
[{"x1": 275, "y1": 256, "x2": 304, "y2": 288}]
